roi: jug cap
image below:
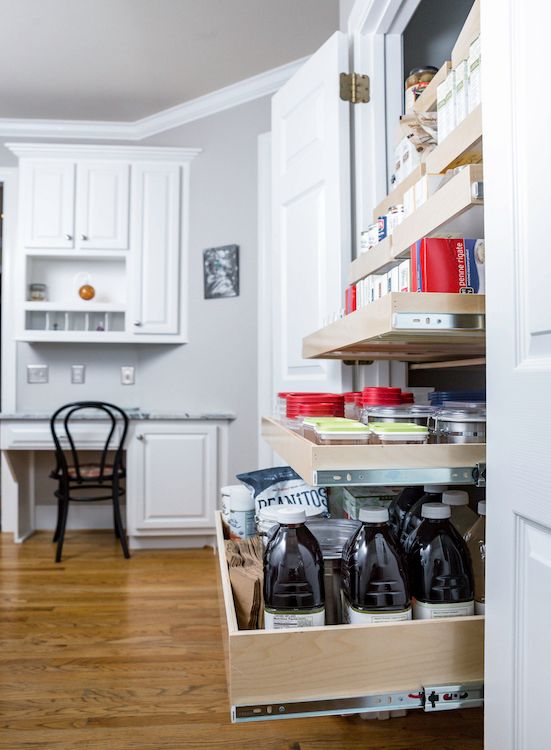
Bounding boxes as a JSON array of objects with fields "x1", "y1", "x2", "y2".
[
  {"x1": 421, "y1": 502, "x2": 451, "y2": 520},
  {"x1": 478, "y1": 500, "x2": 486, "y2": 516},
  {"x1": 278, "y1": 506, "x2": 306, "y2": 524},
  {"x1": 442, "y1": 490, "x2": 469, "y2": 506},
  {"x1": 359, "y1": 507, "x2": 389, "y2": 523}
]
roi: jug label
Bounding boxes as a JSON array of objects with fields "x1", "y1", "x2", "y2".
[
  {"x1": 413, "y1": 599, "x2": 474, "y2": 619},
  {"x1": 264, "y1": 608, "x2": 325, "y2": 630},
  {"x1": 475, "y1": 601, "x2": 485, "y2": 615},
  {"x1": 344, "y1": 604, "x2": 412, "y2": 624}
]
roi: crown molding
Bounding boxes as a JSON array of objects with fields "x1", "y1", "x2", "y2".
[
  {"x1": 5, "y1": 143, "x2": 202, "y2": 161},
  {"x1": 0, "y1": 56, "x2": 307, "y2": 142}
]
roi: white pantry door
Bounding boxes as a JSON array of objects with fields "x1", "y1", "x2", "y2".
[
  {"x1": 484, "y1": 1, "x2": 551, "y2": 748},
  {"x1": 271, "y1": 32, "x2": 351, "y2": 395}
]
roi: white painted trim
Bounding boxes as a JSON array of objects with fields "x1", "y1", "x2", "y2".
[
  {"x1": 5, "y1": 144, "x2": 202, "y2": 161},
  {"x1": 0, "y1": 57, "x2": 307, "y2": 141},
  {"x1": 0, "y1": 168, "x2": 18, "y2": 413},
  {"x1": 257, "y1": 132, "x2": 276, "y2": 469}
]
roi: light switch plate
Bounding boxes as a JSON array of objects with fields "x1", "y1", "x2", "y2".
[
  {"x1": 121, "y1": 366, "x2": 135, "y2": 385},
  {"x1": 27, "y1": 364, "x2": 48, "y2": 384},
  {"x1": 71, "y1": 365, "x2": 86, "y2": 384}
]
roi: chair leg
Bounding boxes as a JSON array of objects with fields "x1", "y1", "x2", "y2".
[
  {"x1": 112, "y1": 481, "x2": 130, "y2": 559},
  {"x1": 55, "y1": 491, "x2": 70, "y2": 563},
  {"x1": 52, "y1": 490, "x2": 63, "y2": 542}
]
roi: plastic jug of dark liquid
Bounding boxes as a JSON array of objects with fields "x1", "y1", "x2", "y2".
[
  {"x1": 407, "y1": 502, "x2": 474, "y2": 619},
  {"x1": 400, "y1": 484, "x2": 447, "y2": 550},
  {"x1": 388, "y1": 486, "x2": 424, "y2": 539},
  {"x1": 263, "y1": 506, "x2": 325, "y2": 629},
  {"x1": 341, "y1": 507, "x2": 411, "y2": 623}
]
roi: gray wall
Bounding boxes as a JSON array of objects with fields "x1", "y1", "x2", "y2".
[{"x1": 4, "y1": 95, "x2": 271, "y2": 481}]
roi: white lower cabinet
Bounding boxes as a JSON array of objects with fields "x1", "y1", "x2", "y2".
[{"x1": 127, "y1": 422, "x2": 219, "y2": 546}]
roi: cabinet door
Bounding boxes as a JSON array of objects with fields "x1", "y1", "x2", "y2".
[
  {"x1": 271, "y1": 32, "x2": 350, "y2": 394},
  {"x1": 21, "y1": 160, "x2": 75, "y2": 248},
  {"x1": 130, "y1": 163, "x2": 180, "y2": 334},
  {"x1": 76, "y1": 161, "x2": 129, "y2": 249},
  {"x1": 129, "y1": 423, "x2": 217, "y2": 532}
]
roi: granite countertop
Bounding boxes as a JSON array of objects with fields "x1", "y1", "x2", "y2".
[{"x1": 0, "y1": 410, "x2": 236, "y2": 421}]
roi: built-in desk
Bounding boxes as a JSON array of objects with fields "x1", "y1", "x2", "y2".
[{"x1": 0, "y1": 411, "x2": 234, "y2": 548}]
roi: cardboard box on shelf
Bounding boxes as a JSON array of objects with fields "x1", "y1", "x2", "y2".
[
  {"x1": 454, "y1": 59, "x2": 469, "y2": 126},
  {"x1": 468, "y1": 36, "x2": 481, "y2": 112},
  {"x1": 436, "y1": 72, "x2": 455, "y2": 143},
  {"x1": 342, "y1": 487, "x2": 400, "y2": 521},
  {"x1": 398, "y1": 259, "x2": 411, "y2": 292},
  {"x1": 403, "y1": 186, "x2": 415, "y2": 217},
  {"x1": 414, "y1": 173, "x2": 447, "y2": 208},
  {"x1": 410, "y1": 237, "x2": 485, "y2": 294}
]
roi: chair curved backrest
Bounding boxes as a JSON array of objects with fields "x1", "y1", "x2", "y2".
[{"x1": 50, "y1": 402, "x2": 129, "y2": 484}]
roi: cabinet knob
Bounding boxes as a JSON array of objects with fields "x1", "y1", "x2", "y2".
[
  {"x1": 81, "y1": 234, "x2": 88, "y2": 241},
  {"x1": 133, "y1": 321, "x2": 143, "y2": 327},
  {"x1": 136, "y1": 434, "x2": 144, "y2": 441},
  {"x1": 65, "y1": 233, "x2": 72, "y2": 240}
]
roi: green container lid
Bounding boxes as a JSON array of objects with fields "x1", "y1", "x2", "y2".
[
  {"x1": 315, "y1": 422, "x2": 371, "y2": 434},
  {"x1": 372, "y1": 422, "x2": 428, "y2": 434}
]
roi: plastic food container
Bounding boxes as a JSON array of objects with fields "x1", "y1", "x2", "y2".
[
  {"x1": 315, "y1": 423, "x2": 371, "y2": 445},
  {"x1": 302, "y1": 417, "x2": 357, "y2": 442},
  {"x1": 344, "y1": 392, "x2": 362, "y2": 420},
  {"x1": 371, "y1": 422, "x2": 429, "y2": 445},
  {"x1": 256, "y1": 504, "x2": 325, "y2": 547},
  {"x1": 433, "y1": 404, "x2": 486, "y2": 444}
]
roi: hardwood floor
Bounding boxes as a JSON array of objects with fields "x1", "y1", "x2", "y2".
[{"x1": 0, "y1": 531, "x2": 483, "y2": 750}]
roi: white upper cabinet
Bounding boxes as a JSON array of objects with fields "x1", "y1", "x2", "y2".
[
  {"x1": 76, "y1": 162, "x2": 129, "y2": 249},
  {"x1": 130, "y1": 163, "x2": 181, "y2": 335},
  {"x1": 21, "y1": 160, "x2": 75, "y2": 248},
  {"x1": 7, "y1": 143, "x2": 200, "y2": 344}
]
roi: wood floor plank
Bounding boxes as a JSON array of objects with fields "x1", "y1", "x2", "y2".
[{"x1": 0, "y1": 532, "x2": 483, "y2": 749}]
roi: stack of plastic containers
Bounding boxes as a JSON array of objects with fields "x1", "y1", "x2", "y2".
[
  {"x1": 428, "y1": 390, "x2": 486, "y2": 407},
  {"x1": 284, "y1": 393, "x2": 345, "y2": 431}
]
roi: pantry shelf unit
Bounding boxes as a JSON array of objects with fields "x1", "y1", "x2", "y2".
[
  {"x1": 216, "y1": 512, "x2": 484, "y2": 722},
  {"x1": 24, "y1": 249, "x2": 127, "y2": 261},
  {"x1": 413, "y1": 61, "x2": 451, "y2": 114},
  {"x1": 302, "y1": 293, "x2": 485, "y2": 363},
  {"x1": 23, "y1": 302, "x2": 126, "y2": 312},
  {"x1": 425, "y1": 104, "x2": 482, "y2": 175},
  {"x1": 390, "y1": 164, "x2": 484, "y2": 260},
  {"x1": 261, "y1": 417, "x2": 485, "y2": 488}
]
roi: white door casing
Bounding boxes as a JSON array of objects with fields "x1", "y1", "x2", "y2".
[
  {"x1": 271, "y1": 31, "x2": 351, "y2": 395},
  {"x1": 128, "y1": 423, "x2": 218, "y2": 533},
  {"x1": 76, "y1": 161, "x2": 129, "y2": 249},
  {"x1": 130, "y1": 163, "x2": 181, "y2": 335},
  {"x1": 483, "y1": 1, "x2": 551, "y2": 748},
  {"x1": 21, "y1": 160, "x2": 75, "y2": 248}
]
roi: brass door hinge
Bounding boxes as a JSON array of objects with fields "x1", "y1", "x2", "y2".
[{"x1": 340, "y1": 72, "x2": 370, "y2": 104}]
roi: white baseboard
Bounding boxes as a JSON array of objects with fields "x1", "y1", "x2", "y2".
[
  {"x1": 128, "y1": 535, "x2": 216, "y2": 550},
  {"x1": 35, "y1": 504, "x2": 126, "y2": 530}
]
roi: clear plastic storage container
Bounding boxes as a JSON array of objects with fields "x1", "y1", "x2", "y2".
[
  {"x1": 315, "y1": 423, "x2": 371, "y2": 445},
  {"x1": 433, "y1": 404, "x2": 486, "y2": 444},
  {"x1": 371, "y1": 422, "x2": 429, "y2": 445}
]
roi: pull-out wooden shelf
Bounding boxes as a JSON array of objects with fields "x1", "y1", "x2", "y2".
[
  {"x1": 302, "y1": 293, "x2": 485, "y2": 364},
  {"x1": 351, "y1": 166, "x2": 484, "y2": 284},
  {"x1": 216, "y1": 512, "x2": 484, "y2": 722},
  {"x1": 261, "y1": 417, "x2": 485, "y2": 487}
]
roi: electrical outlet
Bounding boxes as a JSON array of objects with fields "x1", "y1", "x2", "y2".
[
  {"x1": 121, "y1": 366, "x2": 135, "y2": 385},
  {"x1": 71, "y1": 365, "x2": 86, "y2": 384},
  {"x1": 27, "y1": 364, "x2": 48, "y2": 384}
]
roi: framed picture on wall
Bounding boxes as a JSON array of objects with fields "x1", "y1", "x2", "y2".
[{"x1": 203, "y1": 244, "x2": 240, "y2": 299}]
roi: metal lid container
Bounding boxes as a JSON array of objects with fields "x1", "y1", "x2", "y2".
[{"x1": 433, "y1": 404, "x2": 486, "y2": 444}]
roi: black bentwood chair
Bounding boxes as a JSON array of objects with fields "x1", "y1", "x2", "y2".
[{"x1": 50, "y1": 402, "x2": 130, "y2": 562}]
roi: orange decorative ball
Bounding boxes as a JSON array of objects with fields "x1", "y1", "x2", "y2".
[{"x1": 79, "y1": 284, "x2": 95, "y2": 301}]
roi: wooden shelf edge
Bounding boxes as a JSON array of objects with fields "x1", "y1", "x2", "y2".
[
  {"x1": 390, "y1": 164, "x2": 484, "y2": 260},
  {"x1": 372, "y1": 164, "x2": 426, "y2": 222},
  {"x1": 350, "y1": 238, "x2": 394, "y2": 284},
  {"x1": 413, "y1": 61, "x2": 451, "y2": 114},
  {"x1": 410, "y1": 357, "x2": 486, "y2": 370}
]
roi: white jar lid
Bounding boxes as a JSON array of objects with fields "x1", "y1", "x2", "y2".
[
  {"x1": 226, "y1": 485, "x2": 254, "y2": 511},
  {"x1": 421, "y1": 502, "x2": 450, "y2": 519},
  {"x1": 423, "y1": 485, "x2": 448, "y2": 493},
  {"x1": 278, "y1": 506, "x2": 306, "y2": 524},
  {"x1": 442, "y1": 490, "x2": 469, "y2": 506},
  {"x1": 359, "y1": 507, "x2": 389, "y2": 523},
  {"x1": 258, "y1": 504, "x2": 323, "y2": 522},
  {"x1": 478, "y1": 500, "x2": 486, "y2": 516}
]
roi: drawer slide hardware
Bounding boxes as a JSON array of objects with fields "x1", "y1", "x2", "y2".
[
  {"x1": 314, "y1": 466, "x2": 480, "y2": 487},
  {"x1": 232, "y1": 681, "x2": 484, "y2": 723},
  {"x1": 392, "y1": 312, "x2": 485, "y2": 332}
]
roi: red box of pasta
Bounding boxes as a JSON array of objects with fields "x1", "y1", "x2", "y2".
[{"x1": 410, "y1": 237, "x2": 485, "y2": 293}]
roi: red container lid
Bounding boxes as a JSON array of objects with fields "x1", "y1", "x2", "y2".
[
  {"x1": 292, "y1": 403, "x2": 338, "y2": 417},
  {"x1": 343, "y1": 392, "x2": 362, "y2": 402},
  {"x1": 401, "y1": 392, "x2": 415, "y2": 403},
  {"x1": 362, "y1": 387, "x2": 402, "y2": 395}
]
